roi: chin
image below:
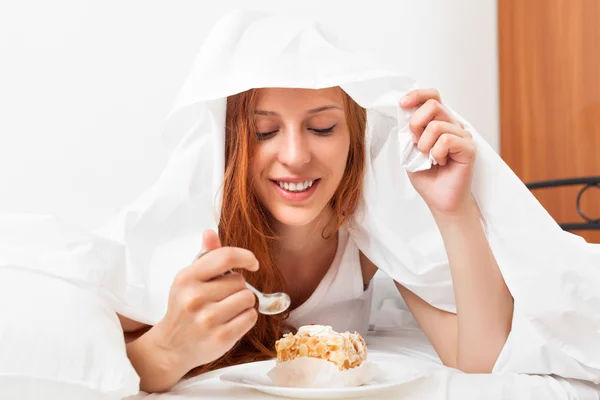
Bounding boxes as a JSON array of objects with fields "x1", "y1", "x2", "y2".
[{"x1": 269, "y1": 207, "x2": 322, "y2": 227}]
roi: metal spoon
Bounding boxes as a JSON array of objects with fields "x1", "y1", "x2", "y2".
[{"x1": 194, "y1": 249, "x2": 291, "y2": 315}]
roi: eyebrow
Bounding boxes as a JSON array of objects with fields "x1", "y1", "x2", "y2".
[{"x1": 254, "y1": 105, "x2": 342, "y2": 116}]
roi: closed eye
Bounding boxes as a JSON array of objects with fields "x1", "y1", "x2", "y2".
[
  {"x1": 256, "y1": 124, "x2": 337, "y2": 140},
  {"x1": 256, "y1": 130, "x2": 278, "y2": 140},
  {"x1": 310, "y1": 124, "x2": 336, "y2": 135}
]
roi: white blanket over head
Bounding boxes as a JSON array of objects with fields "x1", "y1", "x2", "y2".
[{"x1": 4, "y1": 9, "x2": 600, "y2": 383}]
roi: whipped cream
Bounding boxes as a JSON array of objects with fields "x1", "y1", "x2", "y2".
[{"x1": 297, "y1": 325, "x2": 337, "y2": 337}]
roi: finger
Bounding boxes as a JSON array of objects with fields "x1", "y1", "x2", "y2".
[
  {"x1": 200, "y1": 272, "x2": 248, "y2": 302},
  {"x1": 202, "y1": 229, "x2": 222, "y2": 252},
  {"x1": 176, "y1": 273, "x2": 247, "y2": 312},
  {"x1": 192, "y1": 247, "x2": 259, "y2": 281},
  {"x1": 215, "y1": 307, "x2": 258, "y2": 346},
  {"x1": 194, "y1": 230, "x2": 221, "y2": 260},
  {"x1": 200, "y1": 289, "x2": 256, "y2": 326},
  {"x1": 400, "y1": 88, "x2": 442, "y2": 109},
  {"x1": 418, "y1": 121, "x2": 472, "y2": 154},
  {"x1": 409, "y1": 99, "x2": 457, "y2": 140},
  {"x1": 217, "y1": 288, "x2": 257, "y2": 322},
  {"x1": 430, "y1": 134, "x2": 476, "y2": 166}
]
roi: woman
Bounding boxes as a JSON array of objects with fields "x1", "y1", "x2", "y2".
[{"x1": 118, "y1": 85, "x2": 513, "y2": 392}]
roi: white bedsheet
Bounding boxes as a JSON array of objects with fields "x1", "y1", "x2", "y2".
[{"x1": 126, "y1": 329, "x2": 600, "y2": 400}]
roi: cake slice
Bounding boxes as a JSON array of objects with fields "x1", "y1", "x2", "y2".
[{"x1": 274, "y1": 325, "x2": 367, "y2": 370}]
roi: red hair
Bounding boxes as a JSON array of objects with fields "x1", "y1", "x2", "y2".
[{"x1": 189, "y1": 87, "x2": 366, "y2": 375}]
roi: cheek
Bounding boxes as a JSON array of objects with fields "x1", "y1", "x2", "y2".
[
  {"x1": 248, "y1": 154, "x2": 265, "y2": 194},
  {"x1": 324, "y1": 134, "x2": 350, "y2": 176},
  {"x1": 250, "y1": 143, "x2": 277, "y2": 190},
  {"x1": 250, "y1": 155, "x2": 260, "y2": 179},
  {"x1": 250, "y1": 144, "x2": 269, "y2": 177}
]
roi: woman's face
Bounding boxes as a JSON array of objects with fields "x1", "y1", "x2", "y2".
[{"x1": 250, "y1": 87, "x2": 350, "y2": 227}]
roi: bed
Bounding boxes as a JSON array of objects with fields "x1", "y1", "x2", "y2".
[
  {"x1": 127, "y1": 329, "x2": 600, "y2": 400},
  {"x1": 125, "y1": 273, "x2": 600, "y2": 400}
]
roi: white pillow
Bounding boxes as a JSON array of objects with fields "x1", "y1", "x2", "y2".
[
  {"x1": 0, "y1": 211, "x2": 142, "y2": 398},
  {"x1": 0, "y1": 267, "x2": 140, "y2": 399}
]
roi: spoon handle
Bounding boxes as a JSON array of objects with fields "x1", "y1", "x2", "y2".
[{"x1": 243, "y1": 282, "x2": 264, "y2": 300}]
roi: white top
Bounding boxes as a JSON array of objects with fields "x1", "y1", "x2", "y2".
[{"x1": 286, "y1": 226, "x2": 374, "y2": 337}]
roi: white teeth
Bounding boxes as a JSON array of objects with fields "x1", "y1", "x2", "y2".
[{"x1": 277, "y1": 180, "x2": 315, "y2": 192}]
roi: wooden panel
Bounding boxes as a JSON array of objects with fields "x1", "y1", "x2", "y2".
[{"x1": 498, "y1": 0, "x2": 600, "y2": 243}]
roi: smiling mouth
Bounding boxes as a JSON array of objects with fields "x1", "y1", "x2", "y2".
[{"x1": 272, "y1": 179, "x2": 320, "y2": 193}]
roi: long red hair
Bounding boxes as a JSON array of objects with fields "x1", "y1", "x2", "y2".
[{"x1": 189, "y1": 87, "x2": 366, "y2": 375}]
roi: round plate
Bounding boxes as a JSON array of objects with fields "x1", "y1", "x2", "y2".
[{"x1": 219, "y1": 355, "x2": 427, "y2": 399}]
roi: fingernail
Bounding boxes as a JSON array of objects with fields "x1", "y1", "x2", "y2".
[{"x1": 411, "y1": 133, "x2": 418, "y2": 143}]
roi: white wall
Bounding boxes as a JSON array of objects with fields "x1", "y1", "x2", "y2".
[{"x1": 0, "y1": 0, "x2": 499, "y2": 231}]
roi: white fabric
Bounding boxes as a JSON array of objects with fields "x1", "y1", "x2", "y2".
[
  {"x1": 0, "y1": 267, "x2": 139, "y2": 400},
  {"x1": 0, "y1": 213, "x2": 131, "y2": 308},
  {"x1": 125, "y1": 330, "x2": 600, "y2": 400},
  {"x1": 2, "y1": 7, "x2": 600, "y2": 391},
  {"x1": 287, "y1": 226, "x2": 374, "y2": 337},
  {"x1": 369, "y1": 270, "x2": 421, "y2": 332}
]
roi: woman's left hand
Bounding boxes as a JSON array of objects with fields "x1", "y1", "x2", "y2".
[{"x1": 400, "y1": 89, "x2": 477, "y2": 216}]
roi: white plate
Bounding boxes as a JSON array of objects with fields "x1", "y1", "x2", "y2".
[{"x1": 219, "y1": 355, "x2": 427, "y2": 399}]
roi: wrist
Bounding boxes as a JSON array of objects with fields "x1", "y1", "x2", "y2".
[
  {"x1": 429, "y1": 197, "x2": 483, "y2": 237},
  {"x1": 127, "y1": 325, "x2": 186, "y2": 393},
  {"x1": 429, "y1": 196, "x2": 479, "y2": 222}
]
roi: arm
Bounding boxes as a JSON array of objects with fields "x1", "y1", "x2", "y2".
[
  {"x1": 360, "y1": 253, "x2": 459, "y2": 368},
  {"x1": 117, "y1": 313, "x2": 148, "y2": 334},
  {"x1": 427, "y1": 198, "x2": 513, "y2": 372},
  {"x1": 391, "y1": 199, "x2": 513, "y2": 372},
  {"x1": 117, "y1": 314, "x2": 185, "y2": 393},
  {"x1": 115, "y1": 230, "x2": 259, "y2": 393},
  {"x1": 393, "y1": 283, "x2": 459, "y2": 367},
  {"x1": 393, "y1": 88, "x2": 514, "y2": 373}
]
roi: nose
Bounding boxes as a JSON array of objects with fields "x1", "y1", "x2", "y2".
[{"x1": 277, "y1": 128, "x2": 311, "y2": 168}]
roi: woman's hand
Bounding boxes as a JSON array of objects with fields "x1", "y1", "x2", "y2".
[
  {"x1": 400, "y1": 89, "x2": 477, "y2": 216},
  {"x1": 131, "y1": 230, "x2": 259, "y2": 392}
]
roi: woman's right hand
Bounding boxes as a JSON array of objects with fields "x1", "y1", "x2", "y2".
[{"x1": 138, "y1": 230, "x2": 259, "y2": 390}]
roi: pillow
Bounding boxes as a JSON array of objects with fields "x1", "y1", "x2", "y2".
[
  {"x1": 0, "y1": 267, "x2": 140, "y2": 399},
  {"x1": 0, "y1": 213, "x2": 129, "y2": 303},
  {"x1": 0, "y1": 212, "x2": 140, "y2": 399}
]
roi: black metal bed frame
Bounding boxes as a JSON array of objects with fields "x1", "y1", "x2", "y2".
[{"x1": 525, "y1": 176, "x2": 600, "y2": 231}]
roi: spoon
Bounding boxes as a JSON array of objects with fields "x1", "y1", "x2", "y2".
[{"x1": 194, "y1": 249, "x2": 291, "y2": 315}]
